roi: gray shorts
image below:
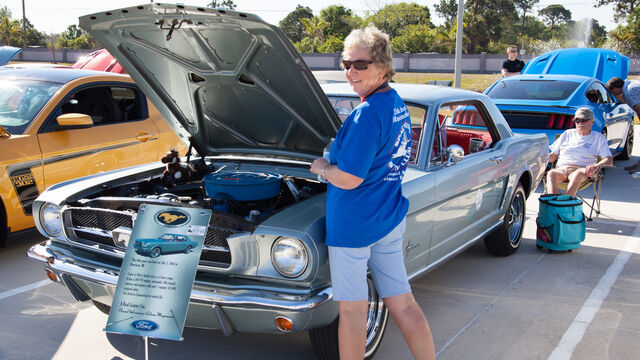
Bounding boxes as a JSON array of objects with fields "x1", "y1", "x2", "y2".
[{"x1": 328, "y1": 219, "x2": 411, "y2": 301}]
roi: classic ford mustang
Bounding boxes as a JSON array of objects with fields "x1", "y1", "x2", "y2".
[
  {"x1": 133, "y1": 233, "x2": 198, "y2": 257},
  {"x1": 27, "y1": 4, "x2": 548, "y2": 359}
]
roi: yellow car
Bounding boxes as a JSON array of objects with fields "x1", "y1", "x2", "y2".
[{"x1": 0, "y1": 68, "x2": 186, "y2": 246}]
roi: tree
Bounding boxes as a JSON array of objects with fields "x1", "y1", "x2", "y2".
[
  {"x1": 514, "y1": 0, "x2": 539, "y2": 41},
  {"x1": 300, "y1": 17, "x2": 328, "y2": 53},
  {"x1": 434, "y1": 0, "x2": 458, "y2": 29},
  {"x1": 279, "y1": 5, "x2": 313, "y2": 43},
  {"x1": 317, "y1": 35, "x2": 344, "y2": 53},
  {"x1": 207, "y1": 0, "x2": 237, "y2": 10},
  {"x1": 613, "y1": 7, "x2": 640, "y2": 52},
  {"x1": 20, "y1": 18, "x2": 46, "y2": 47},
  {"x1": 434, "y1": 24, "x2": 467, "y2": 53},
  {"x1": 462, "y1": 0, "x2": 517, "y2": 53},
  {"x1": 57, "y1": 24, "x2": 95, "y2": 49},
  {"x1": 364, "y1": 3, "x2": 433, "y2": 38},
  {"x1": 319, "y1": 5, "x2": 359, "y2": 39},
  {"x1": 539, "y1": 4, "x2": 571, "y2": 39},
  {"x1": 0, "y1": 14, "x2": 21, "y2": 46},
  {"x1": 390, "y1": 24, "x2": 436, "y2": 53},
  {"x1": 594, "y1": 0, "x2": 639, "y2": 21}
]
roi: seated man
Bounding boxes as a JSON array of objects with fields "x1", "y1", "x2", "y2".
[{"x1": 546, "y1": 107, "x2": 613, "y2": 196}]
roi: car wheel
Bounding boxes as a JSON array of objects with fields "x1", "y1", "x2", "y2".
[
  {"x1": 616, "y1": 125, "x2": 633, "y2": 160},
  {"x1": 308, "y1": 276, "x2": 389, "y2": 360},
  {"x1": 150, "y1": 247, "x2": 161, "y2": 258},
  {"x1": 484, "y1": 183, "x2": 525, "y2": 256},
  {"x1": 184, "y1": 245, "x2": 193, "y2": 254},
  {"x1": 92, "y1": 300, "x2": 111, "y2": 315}
]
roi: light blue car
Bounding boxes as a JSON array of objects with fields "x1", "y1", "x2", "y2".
[
  {"x1": 134, "y1": 233, "x2": 198, "y2": 258},
  {"x1": 485, "y1": 48, "x2": 634, "y2": 159}
]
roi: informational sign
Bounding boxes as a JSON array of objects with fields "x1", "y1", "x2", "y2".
[{"x1": 105, "y1": 204, "x2": 211, "y2": 341}]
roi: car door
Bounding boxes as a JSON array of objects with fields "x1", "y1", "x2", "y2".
[
  {"x1": 589, "y1": 81, "x2": 630, "y2": 150},
  {"x1": 326, "y1": 95, "x2": 432, "y2": 277},
  {"x1": 428, "y1": 101, "x2": 509, "y2": 264},
  {"x1": 37, "y1": 83, "x2": 160, "y2": 189}
]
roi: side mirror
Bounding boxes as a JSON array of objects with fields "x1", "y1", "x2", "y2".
[
  {"x1": 56, "y1": 113, "x2": 93, "y2": 129},
  {"x1": 0, "y1": 125, "x2": 10, "y2": 138},
  {"x1": 446, "y1": 144, "x2": 464, "y2": 166}
]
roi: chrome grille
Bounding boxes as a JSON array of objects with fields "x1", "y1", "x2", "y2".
[{"x1": 64, "y1": 207, "x2": 236, "y2": 268}]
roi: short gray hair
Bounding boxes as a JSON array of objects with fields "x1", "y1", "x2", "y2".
[{"x1": 342, "y1": 25, "x2": 394, "y2": 80}]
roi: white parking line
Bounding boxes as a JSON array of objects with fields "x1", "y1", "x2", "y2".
[
  {"x1": 548, "y1": 224, "x2": 640, "y2": 360},
  {"x1": 0, "y1": 280, "x2": 52, "y2": 301}
]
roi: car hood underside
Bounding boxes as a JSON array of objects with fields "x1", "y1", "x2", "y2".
[{"x1": 79, "y1": 3, "x2": 340, "y2": 159}]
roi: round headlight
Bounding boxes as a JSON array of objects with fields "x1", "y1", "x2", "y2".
[
  {"x1": 40, "y1": 203, "x2": 62, "y2": 237},
  {"x1": 271, "y1": 237, "x2": 308, "y2": 278}
]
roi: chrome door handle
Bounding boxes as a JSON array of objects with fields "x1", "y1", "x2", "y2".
[{"x1": 490, "y1": 156, "x2": 503, "y2": 164}]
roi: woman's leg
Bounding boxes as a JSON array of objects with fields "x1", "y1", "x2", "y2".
[
  {"x1": 384, "y1": 293, "x2": 435, "y2": 360},
  {"x1": 337, "y1": 300, "x2": 369, "y2": 360}
]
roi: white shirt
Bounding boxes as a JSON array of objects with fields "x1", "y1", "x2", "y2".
[{"x1": 549, "y1": 129, "x2": 612, "y2": 168}]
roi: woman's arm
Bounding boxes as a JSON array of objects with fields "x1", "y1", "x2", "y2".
[{"x1": 310, "y1": 158, "x2": 364, "y2": 190}]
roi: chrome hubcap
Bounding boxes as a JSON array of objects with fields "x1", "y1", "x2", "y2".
[
  {"x1": 508, "y1": 192, "x2": 524, "y2": 246},
  {"x1": 364, "y1": 277, "x2": 386, "y2": 356}
]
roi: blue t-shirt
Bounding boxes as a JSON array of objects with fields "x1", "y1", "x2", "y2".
[{"x1": 325, "y1": 88, "x2": 411, "y2": 248}]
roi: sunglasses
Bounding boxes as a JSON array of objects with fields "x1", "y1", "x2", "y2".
[
  {"x1": 342, "y1": 59, "x2": 373, "y2": 70},
  {"x1": 508, "y1": 50, "x2": 517, "y2": 53},
  {"x1": 574, "y1": 118, "x2": 592, "y2": 124}
]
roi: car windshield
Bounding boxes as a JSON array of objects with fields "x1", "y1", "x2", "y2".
[
  {"x1": 0, "y1": 79, "x2": 61, "y2": 135},
  {"x1": 486, "y1": 80, "x2": 580, "y2": 101}
]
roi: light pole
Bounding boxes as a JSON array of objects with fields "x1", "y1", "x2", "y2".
[
  {"x1": 454, "y1": 0, "x2": 464, "y2": 88},
  {"x1": 21, "y1": 0, "x2": 26, "y2": 48}
]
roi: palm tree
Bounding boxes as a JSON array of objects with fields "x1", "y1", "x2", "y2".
[
  {"x1": 0, "y1": 15, "x2": 22, "y2": 46},
  {"x1": 301, "y1": 17, "x2": 328, "y2": 53}
]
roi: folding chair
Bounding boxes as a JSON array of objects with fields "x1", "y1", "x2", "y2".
[{"x1": 543, "y1": 162, "x2": 609, "y2": 221}]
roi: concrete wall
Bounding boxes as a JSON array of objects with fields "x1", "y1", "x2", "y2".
[{"x1": 14, "y1": 47, "x2": 640, "y2": 74}]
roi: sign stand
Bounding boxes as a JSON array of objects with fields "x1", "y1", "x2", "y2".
[{"x1": 144, "y1": 336, "x2": 149, "y2": 360}]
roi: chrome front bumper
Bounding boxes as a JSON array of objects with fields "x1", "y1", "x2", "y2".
[{"x1": 28, "y1": 241, "x2": 335, "y2": 334}]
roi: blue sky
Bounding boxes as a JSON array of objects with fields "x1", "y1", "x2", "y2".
[{"x1": 4, "y1": 0, "x2": 618, "y2": 34}]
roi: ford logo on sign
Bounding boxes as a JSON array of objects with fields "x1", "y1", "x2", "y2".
[
  {"x1": 155, "y1": 209, "x2": 190, "y2": 227},
  {"x1": 131, "y1": 320, "x2": 158, "y2": 331}
]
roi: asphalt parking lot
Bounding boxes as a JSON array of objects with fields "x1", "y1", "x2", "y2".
[{"x1": 1, "y1": 126, "x2": 639, "y2": 360}]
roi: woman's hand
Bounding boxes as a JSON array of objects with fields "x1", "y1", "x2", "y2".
[
  {"x1": 310, "y1": 157, "x2": 364, "y2": 189},
  {"x1": 310, "y1": 157, "x2": 329, "y2": 176}
]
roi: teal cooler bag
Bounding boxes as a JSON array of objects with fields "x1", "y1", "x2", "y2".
[{"x1": 536, "y1": 194, "x2": 586, "y2": 251}]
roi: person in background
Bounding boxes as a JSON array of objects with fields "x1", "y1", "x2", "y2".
[
  {"x1": 309, "y1": 26, "x2": 435, "y2": 360},
  {"x1": 605, "y1": 76, "x2": 640, "y2": 172},
  {"x1": 501, "y1": 45, "x2": 525, "y2": 77},
  {"x1": 546, "y1": 107, "x2": 613, "y2": 196}
]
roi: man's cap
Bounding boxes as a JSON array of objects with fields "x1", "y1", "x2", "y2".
[{"x1": 574, "y1": 107, "x2": 593, "y2": 121}]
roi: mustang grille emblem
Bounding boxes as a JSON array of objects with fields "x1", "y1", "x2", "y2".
[{"x1": 155, "y1": 210, "x2": 189, "y2": 226}]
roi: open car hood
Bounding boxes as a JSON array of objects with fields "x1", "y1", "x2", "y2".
[
  {"x1": 522, "y1": 48, "x2": 628, "y2": 83},
  {"x1": 0, "y1": 46, "x2": 21, "y2": 66},
  {"x1": 79, "y1": 3, "x2": 340, "y2": 159}
]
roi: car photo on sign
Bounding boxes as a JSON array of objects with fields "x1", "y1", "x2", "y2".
[{"x1": 134, "y1": 233, "x2": 198, "y2": 258}]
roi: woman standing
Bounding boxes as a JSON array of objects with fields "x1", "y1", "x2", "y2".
[{"x1": 310, "y1": 26, "x2": 435, "y2": 360}]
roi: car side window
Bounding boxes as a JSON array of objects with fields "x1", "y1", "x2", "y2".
[
  {"x1": 431, "y1": 102, "x2": 497, "y2": 167},
  {"x1": 60, "y1": 86, "x2": 146, "y2": 125},
  {"x1": 326, "y1": 96, "x2": 426, "y2": 165},
  {"x1": 586, "y1": 83, "x2": 610, "y2": 104}
]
